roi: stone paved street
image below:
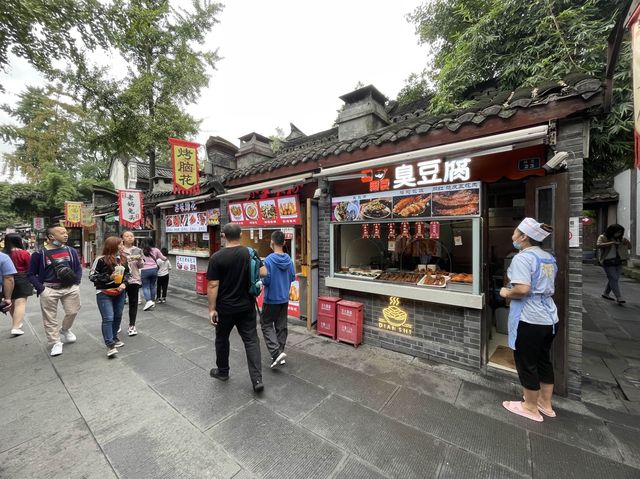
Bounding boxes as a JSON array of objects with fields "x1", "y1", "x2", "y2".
[{"x1": 1, "y1": 269, "x2": 640, "y2": 478}]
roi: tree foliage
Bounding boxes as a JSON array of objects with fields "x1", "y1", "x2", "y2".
[
  {"x1": 404, "y1": 0, "x2": 632, "y2": 186},
  {"x1": 0, "y1": 0, "x2": 112, "y2": 91}
]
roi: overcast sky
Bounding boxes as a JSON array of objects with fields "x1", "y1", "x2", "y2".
[{"x1": 0, "y1": 0, "x2": 430, "y2": 181}]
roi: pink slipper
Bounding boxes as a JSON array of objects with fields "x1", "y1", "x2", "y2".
[
  {"x1": 537, "y1": 405, "x2": 556, "y2": 418},
  {"x1": 502, "y1": 401, "x2": 544, "y2": 422}
]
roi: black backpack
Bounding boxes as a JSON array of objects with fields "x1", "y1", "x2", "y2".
[{"x1": 43, "y1": 247, "x2": 77, "y2": 287}]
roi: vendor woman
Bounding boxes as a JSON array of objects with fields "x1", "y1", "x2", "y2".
[{"x1": 499, "y1": 218, "x2": 558, "y2": 422}]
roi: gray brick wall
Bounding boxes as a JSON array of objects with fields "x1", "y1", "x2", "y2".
[{"x1": 557, "y1": 118, "x2": 586, "y2": 400}]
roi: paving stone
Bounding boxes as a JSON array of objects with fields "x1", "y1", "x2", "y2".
[
  {"x1": 456, "y1": 381, "x2": 622, "y2": 460},
  {"x1": 104, "y1": 423, "x2": 241, "y2": 479},
  {"x1": 255, "y1": 367, "x2": 330, "y2": 422},
  {"x1": 112, "y1": 332, "x2": 162, "y2": 358},
  {"x1": 153, "y1": 367, "x2": 254, "y2": 431},
  {"x1": 607, "y1": 423, "x2": 640, "y2": 469},
  {"x1": 0, "y1": 379, "x2": 81, "y2": 453},
  {"x1": 122, "y1": 345, "x2": 197, "y2": 385},
  {"x1": 382, "y1": 387, "x2": 530, "y2": 474},
  {"x1": 439, "y1": 446, "x2": 529, "y2": 479},
  {"x1": 581, "y1": 355, "x2": 616, "y2": 384},
  {"x1": 209, "y1": 402, "x2": 343, "y2": 478},
  {"x1": 530, "y1": 433, "x2": 640, "y2": 479},
  {"x1": 283, "y1": 350, "x2": 398, "y2": 410},
  {"x1": 584, "y1": 403, "x2": 640, "y2": 431},
  {"x1": 0, "y1": 418, "x2": 116, "y2": 479},
  {"x1": 332, "y1": 455, "x2": 388, "y2": 479},
  {"x1": 301, "y1": 395, "x2": 447, "y2": 478},
  {"x1": 146, "y1": 324, "x2": 212, "y2": 354},
  {"x1": 0, "y1": 351, "x2": 57, "y2": 399}
]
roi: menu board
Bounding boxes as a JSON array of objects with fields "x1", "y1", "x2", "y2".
[
  {"x1": 176, "y1": 255, "x2": 197, "y2": 272},
  {"x1": 331, "y1": 182, "x2": 480, "y2": 222},
  {"x1": 228, "y1": 195, "x2": 301, "y2": 226},
  {"x1": 166, "y1": 212, "x2": 208, "y2": 232}
]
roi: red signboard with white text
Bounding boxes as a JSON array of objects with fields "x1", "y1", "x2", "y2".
[{"x1": 228, "y1": 195, "x2": 301, "y2": 226}]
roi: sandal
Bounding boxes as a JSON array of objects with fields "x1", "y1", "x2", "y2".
[
  {"x1": 502, "y1": 401, "x2": 544, "y2": 422},
  {"x1": 537, "y1": 404, "x2": 556, "y2": 418}
]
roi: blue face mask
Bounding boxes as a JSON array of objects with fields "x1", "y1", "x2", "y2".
[
  {"x1": 51, "y1": 239, "x2": 63, "y2": 247},
  {"x1": 513, "y1": 236, "x2": 524, "y2": 250}
]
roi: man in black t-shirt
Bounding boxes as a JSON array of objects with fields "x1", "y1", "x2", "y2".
[{"x1": 207, "y1": 223, "x2": 267, "y2": 392}]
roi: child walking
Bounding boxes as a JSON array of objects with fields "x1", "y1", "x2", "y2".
[{"x1": 156, "y1": 248, "x2": 171, "y2": 303}]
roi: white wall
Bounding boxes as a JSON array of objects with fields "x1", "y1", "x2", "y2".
[
  {"x1": 614, "y1": 168, "x2": 640, "y2": 256},
  {"x1": 109, "y1": 159, "x2": 127, "y2": 190}
]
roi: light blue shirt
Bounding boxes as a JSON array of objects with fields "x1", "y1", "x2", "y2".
[
  {"x1": 507, "y1": 247, "x2": 559, "y2": 327},
  {"x1": 0, "y1": 251, "x2": 17, "y2": 296}
]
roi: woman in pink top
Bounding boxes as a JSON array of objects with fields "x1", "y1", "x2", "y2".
[
  {"x1": 2, "y1": 234, "x2": 33, "y2": 336},
  {"x1": 140, "y1": 238, "x2": 166, "y2": 311}
]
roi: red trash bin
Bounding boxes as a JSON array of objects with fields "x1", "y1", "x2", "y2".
[
  {"x1": 196, "y1": 271, "x2": 208, "y2": 295},
  {"x1": 336, "y1": 300, "x2": 363, "y2": 347},
  {"x1": 317, "y1": 296, "x2": 341, "y2": 339}
]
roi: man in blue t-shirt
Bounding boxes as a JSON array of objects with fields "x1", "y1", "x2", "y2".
[{"x1": 260, "y1": 230, "x2": 296, "y2": 369}]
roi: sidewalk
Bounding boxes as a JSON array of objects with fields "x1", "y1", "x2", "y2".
[
  {"x1": 1, "y1": 276, "x2": 639, "y2": 478},
  {"x1": 581, "y1": 264, "x2": 640, "y2": 414}
]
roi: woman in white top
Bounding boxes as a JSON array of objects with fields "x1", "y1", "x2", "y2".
[
  {"x1": 140, "y1": 238, "x2": 166, "y2": 311},
  {"x1": 500, "y1": 218, "x2": 558, "y2": 423},
  {"x1": 156, "y1": 247, "x2": 172, "y2": 303}
]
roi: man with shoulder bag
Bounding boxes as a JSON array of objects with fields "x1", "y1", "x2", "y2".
[
  {"x1": 28, "y1": 226, "x2": 82, "y2": 356},
  {"x1": 597, "y1": 224, "x2": 631, "y2": 305}
]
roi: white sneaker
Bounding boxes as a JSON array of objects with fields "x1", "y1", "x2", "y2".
[
  {"x1": 107, "y1": 346, "x2": 118, "y2": 357},
  {"x1": 143, "y1": 300, "x2": 155, "y2": 311},
  {"x1": 51, "y1": 342, "x2": 63, "y2": 356},
  {"x1": 114, "y1": 340, "x2": 124, "y2": 347},
  {"x1": 270, "y1": 352, "x2": 287, "y2": 369},
  {"x1": 11, "y1": 328, "x2": 24, "y2": 336},
  {"x1": 59, "y1": 329, "x2": 76, "y2": 343},
  {"x1": 128, "y1": 326, "x2": 137, "y2": 336}
]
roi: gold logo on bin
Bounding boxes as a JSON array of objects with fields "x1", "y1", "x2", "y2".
[{"x1": 379, "y1": 297, "x2": 412, "y2": 335}]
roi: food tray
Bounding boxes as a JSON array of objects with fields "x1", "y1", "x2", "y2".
[
  {"x1": 417, "y1": 275, "x2": 449, "y2": 288},
  {"x1": 376, "y1": 272, "x2": 425, "y2": 285},
  {"x1": 335, "y1": 272, "x2": 380, "y2": 281},
  {"x1": 447, "y1": 282, "x2": 473, "y2": 292}
]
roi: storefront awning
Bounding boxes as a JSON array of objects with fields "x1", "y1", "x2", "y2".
[
  {"x1": 217, "y1": 173, "x2": 314, "y2": 199},
  {"x1": 314, "y1": 125, "x2": 548, "y2": 178},
  {"x1": 156, "y1": 193, "x2": 214, "y2": 209}
]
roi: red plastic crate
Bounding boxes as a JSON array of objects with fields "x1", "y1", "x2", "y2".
[{"x1": 336, "y1": 300, "x2": 363, "y2": 324}]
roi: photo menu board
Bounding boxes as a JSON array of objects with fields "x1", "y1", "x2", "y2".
[
  {"x1": 228, "y1": 195, "x2": 301, "y2": 226},
  {"x1": 166, "y1": 212, "x2": 208, "y2": 232},
  {"x1": 331, "y1": 181, "x2": 481, "y2": 222}
]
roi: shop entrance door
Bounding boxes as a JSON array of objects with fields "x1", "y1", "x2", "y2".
[
  {"x1": 306, "y1": 198, "x2": 319, "y2": 331},
  {"x1": 525, "y1": 172, "x2": 569, "y2": 396}
]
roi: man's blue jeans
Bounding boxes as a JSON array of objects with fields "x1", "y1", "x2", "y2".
[
  {"x1": 97, "y1": 291, "x2": 126, "y2": 347},
  {"x1": 141, "y1": 268, "x2": 158, "y2": 302}
]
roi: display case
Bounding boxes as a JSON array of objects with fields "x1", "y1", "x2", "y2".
[{"x1": 168, "y1": 232, "x2": 210, "y2": 257}]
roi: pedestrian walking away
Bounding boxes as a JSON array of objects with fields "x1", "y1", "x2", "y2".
[
  {"x1": 597, "y1": 224, "x2": 631, "y2": 305},
  {"x1": 207, "y1": 223, "x2": 267, "y2": 392},
  {"x1": 27, "y1": 226, "x2": 82, "y2": 356},
  {"x1": 140, "y1": 238, "x2": 166, "y2": 311},
  {"x1": 2, "y1": 233, "x2": 33, "y2": 336},
  {"x1": 500, "y1": 217, "x2": 558, "y2": 423},
  {"x1": 120, "y1": 231, "x2": 144, "y2": 336},
  {"x1": 156, "y1": 247, "x2": 171, "y2": 303},
  {"x1": 90, "y1": 236, "x2": 130, "y2": 357},
  {"x1": 0, "y1": 250, "x2": 17, "y2": 326},
  {"x1": 260, "y1": 230, "x2": 295, "y2": 369}
]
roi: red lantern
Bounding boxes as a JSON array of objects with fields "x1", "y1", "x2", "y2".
[
  {"x1": 401, "y1": 222, "x2": 410, "y2": 238},
  {"x1": 361, "y1": 224, "x2": 370, "y2": 239},
  {"x1": 429, "y1": 221, "x2": 440, "y2": 239},
  {"x1": 388, "y1": 223, "x2": 397, "y2": 240},
  {"x1": 372, "y1": 223, "x2": 381, "y2": 239},
  {"x1": 414, "y1": 222, "x2": 425, "y2": 239}
]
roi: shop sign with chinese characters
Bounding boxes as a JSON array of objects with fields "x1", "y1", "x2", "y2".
[
  {"x1": 331, "y1": 181, "x2": 481, "y2": 222},
  {"x1": 165, "y1": 212, "x2": 208, "y2": 233},
  {"x1": 118, "y1": 190, "x2": 143, "y2": 229},
  {"x1": 228, "y1": 195, "x2": 301, "y2": 227},
  {"x1": 169, "y1": 138, "x2": 200, "y2": 195},
  {"x1": 174, "y1": 201, "x2": 198, "y2": 213},
  {"x1": 175, "y1": 255, "x2": 198, "y2": 272},
  {"x1": 378, "y1": 297, "x2": 413, "y2": 335},
  {"x1": 361, "y1": 158, "x2": 472, "y2": 192}
]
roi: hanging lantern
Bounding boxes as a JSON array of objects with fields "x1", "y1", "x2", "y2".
[
  {"x1": 401, "y1": 221, "x2": 411, "y2": 238},
  {"x1": 429, "y1": 221, "x2": 441, "y2": 240},
  {"x1": 361, "y1": 223, "x2": 370, "y2": 239},
  {"x1": 388, "y1": 223, "x2": 397, "y2": 240},
  {"x1": 372, "y1": 223, "x2": 381, "y2": 239},
  {"x1": 414, "y1": 222, "x2": 425, "y2": 239}
]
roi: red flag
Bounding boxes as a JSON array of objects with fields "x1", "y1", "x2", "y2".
[
  {"x1": 118, "y1": 190, "x2": 143, "y2": 229},
  {"x1": 169, "y1": 138, "x2": 201, "y2": 194}
]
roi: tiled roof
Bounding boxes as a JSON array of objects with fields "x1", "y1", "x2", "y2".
[
  {"x1": 225, "y1": 74, "x2": 602, "y2": 181},
  {"x1": 584, "y1": 180, "x2": 618, "y2": 203},
  {"x1": 136, "y1": 162, "x2": 173, "y2": 180}
]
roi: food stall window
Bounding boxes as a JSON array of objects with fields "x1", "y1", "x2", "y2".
[{"x1": 168, "y1": 233, "x2": 210, "y2": 257}]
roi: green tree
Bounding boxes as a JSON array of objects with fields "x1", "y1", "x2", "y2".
[
  {"x1": 0, "y1": 0, "x2": 111, "y2": 91},
  {"x1": 404, "y1": 0, "x2": 632, "y2": 186},
  {"x1": 67, "y1": 0, "x2": 222, "y2": 190}
]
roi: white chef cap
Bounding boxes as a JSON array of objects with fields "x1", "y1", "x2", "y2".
[{"x1": 517, "y1": 217, "x2": 551, "y2": 242}]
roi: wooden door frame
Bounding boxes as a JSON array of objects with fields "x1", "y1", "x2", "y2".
[
  {"x1": 525, "y1": 172, "x2": 569, "y2": 396},
  {"x1": 306, "y1": 198, "x2": 319, "y2": 331}
]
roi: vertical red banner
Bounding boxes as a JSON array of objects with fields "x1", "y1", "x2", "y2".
[
  {"x1": 414, "y1": 221, "x2": 425, "y2": 239},
  {"x1": 361, "y1": 224, "x2": 370, "y2": 239},
  {"x1": 429, "y1": 221, "x2": 441, "y2": 239},
  {"x1": 118, "y1": 190, "x2": 144, "y2": 229},
  {"x1": 168, "y1": 138, "x2": 201, "y2": 194}
]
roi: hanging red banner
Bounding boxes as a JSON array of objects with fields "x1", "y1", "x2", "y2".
[
  {"x1": 388, "y1": 223, "x2": 397, "y2": 240},
  {"x1": 118, "y1": 190, "x2": 144, "y2": 229},
  {"x1": 429, "y1": 221, "x2": 441, "y2": 239},
  {"x1": 361, "y1": 224, "x2": 370, "y2": 239},
  {"x1": 401, "y1": 222, "x2": 410, "y2": 238},
  {"x1": 64, "y1": 201, "x2": 82, "y2": 227},
  {"x1": 168, "y1": 137, "x2": 201, "y2": 194},
  {"x1": 414, "y1": 221, "x2": 425, "y2": 239},
  {"x1": 372, "y1": 223, "x2": 381, "y2": 239}
]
